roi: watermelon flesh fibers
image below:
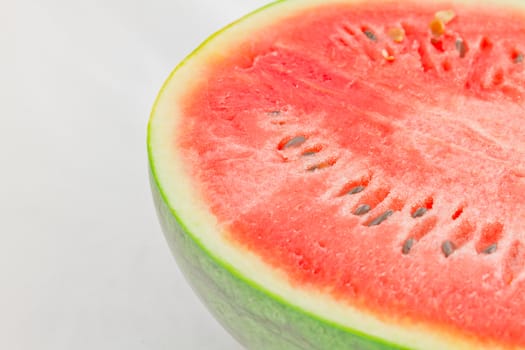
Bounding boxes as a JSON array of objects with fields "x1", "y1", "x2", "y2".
[{"x1": 152, "y1": 1, "x2": 525, "y2": 348}]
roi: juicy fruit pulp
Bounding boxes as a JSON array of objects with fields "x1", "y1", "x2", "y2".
[
  {"x1": 152, "y1": 0, "x2": 525, "y2": 348},
  {"x1": 179, "y1": 2, "x2": 525, "y2": 346}
]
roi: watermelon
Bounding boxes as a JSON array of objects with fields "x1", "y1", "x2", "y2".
[{"x1": 148, "y1": 0, "x2": 525, "y2": 349}]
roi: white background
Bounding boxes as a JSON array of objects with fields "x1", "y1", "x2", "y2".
[{"x1": 5, "y1": 0, "x2": 268, "y2": 349}]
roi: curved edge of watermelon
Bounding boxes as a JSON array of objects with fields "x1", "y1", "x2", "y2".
[
  {"x1": 147, "y1": 1, "x2": 525, "y2": 349},
  {"x1": 149, "y1": 176, "x2": 402, "y2": 350}
]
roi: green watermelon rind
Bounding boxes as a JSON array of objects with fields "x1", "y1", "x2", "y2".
[{"x1": 147, "y1": 2, "x2": 405, "y2": 348}]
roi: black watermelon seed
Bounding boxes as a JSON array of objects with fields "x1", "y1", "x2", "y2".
[
  {"x1": 354, "y1": 204, "x2": 371, "y2": 216},
  {"x1": 442, "y1": 240, "x2": 456, "y2": 257},
  {"x1": 307, "y1": 163, "x2": 323, "y2": 172},
  {"x1": 307, "y1": 164, "x2": 320, "y2": 172},
  {"x1": 412, "y1": 207, "x2": 427, "y2": 218},
  {"x1": 283, "y1": 136, "x2": 307, "y2": 149},
  {"x1": 306, "y1": 158, "x2": 336, "y2": 172},
  {"x1": 347, "y1": 186, "x2": 366, "y2": 195},
  {"x1": 363, "y1": 29, "x2": 377, "y2": 41},
  {"x1": 482, "y1": 243, "x2": 498, "y2": 254},
  {"x1": 402, "y1": 238, "x2": 416, "y2": 255},
  {"x1": 455, "y1": 38, "x2": 467, "y2": 58},
  {"x1": 368, "y1": 210, "x2": 394, "y2": 226},
  {"x1": 302, "y1": 150, "x2": 318, "y2": 156}
]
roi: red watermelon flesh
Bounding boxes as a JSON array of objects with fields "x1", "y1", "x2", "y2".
[{"x1": 177, "y1": 2, "x2": 525, "y2": 347}]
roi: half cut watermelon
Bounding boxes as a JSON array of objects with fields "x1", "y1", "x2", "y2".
[{"x1": 148, "y1": 0, "x2": 525, "y2": 349}]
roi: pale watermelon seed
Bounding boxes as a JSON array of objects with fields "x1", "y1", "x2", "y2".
[
  {"x1": 435, "y1": 10, "x2": 456, "y2": 24},
  {"x1": 382, "y1": 49, "x2": 395, "y2": 61},
  {"x1": 429, "y1": 18, "x2": 445, "y2": 37},
  {"x1": 387, "y1": 27, "x2": 405, "y2": 43},
  {"x1": 301, "y1": 144, "x2": 323, "y2": 156},
  {"x1": 515, "y1": 52, "x2": 524, "y2": 63}
]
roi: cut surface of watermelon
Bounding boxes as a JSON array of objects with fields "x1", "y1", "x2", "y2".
[{"x1": 149, "y1": 1, "x2": 525, "y2": 349}]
